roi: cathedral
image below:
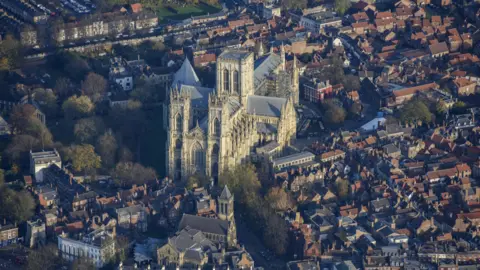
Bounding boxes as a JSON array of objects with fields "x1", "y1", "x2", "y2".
[{"x1": 166, "y1": 46, "x2": 299, "y2": 181}]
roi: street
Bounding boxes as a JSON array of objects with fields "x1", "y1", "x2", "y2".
[{"x1": 236, "y1": 217, "x2": 286, "y2": 269}]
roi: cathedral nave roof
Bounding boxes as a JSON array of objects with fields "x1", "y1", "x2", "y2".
[
  {"x1": 254, "y1": 53, "x2": 282, "y2": 89},
  {"x1": 246, "y1": 95, "x2": 286, "y2": 118}
]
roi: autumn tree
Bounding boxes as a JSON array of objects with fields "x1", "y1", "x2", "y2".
[
  {"x1": 9, "y1": 104, "x2": 53, "y2": 148},
  {"x1": 5, "y1": 135, "x2": 40, "y2": 162},
  {"x1": 0, "y1": 186, "x2": 35, "y2": 223},
  {"x1": 186, "y1": 174, "x2": 210, "y2": 190},
  {"x1": 25, "y1": 244, "x2": 63, "y2": 270},
  {"x1": 436, "y1": 100, "x2": 448, "y2": 115},
  {"x1": 323, "y1": 99, "x2": 346, "y2": 124},
  {"x1": 335, "y1": 178, "x2": 350, "y2": 201},
  {"x1": 72, "y1": 258, "x2": 96, "y2": 270},
  {"x1": 96, "y1": 130, "x2": 118, "y2": 168},
  {"x1": 282, "y1": 0, "x2": 307, "y2": 10},
  {"x1": 263, "y1": 209, "x2": 289, "y2": 255},
  {"x1": 111, "y1": 162, "x2": 157, "y2": 187},
  {"x1": 81, "y1": 72, "x2": 107, "y2": 103},
  {"x1": 62, "y1": 95, "x2": 95, "y2": 120},
  {"x1": 65, "y1": 144, "x2": 101, "y2": 175},
  {"x1": 335, "y1": 0, "x2": 351, "y2": 15},
  {"x1": 0, "y1": 34, "x2": 22, "y2": 71},
  {"x1": 265, "y1": 187, "x2": 294, "y2": 212},
  {"x1": 343, "y1": 74, "x2": 361, "y2": 92},
  {"x1": 54, "y1": 77, "x2": 75, "y2": 98},
  {"x1": 74, "y1": 117, "x2": 105, "y2": 144}
]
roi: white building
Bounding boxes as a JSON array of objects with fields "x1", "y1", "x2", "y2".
[
  {"x1": 30, "y1": 149, "x2": 62, "y2": 183},
  {"x1": 58, "y1": 228, "x2": 116, "y2": 268}
]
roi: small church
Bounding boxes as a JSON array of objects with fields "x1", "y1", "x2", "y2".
[{"x1": 166, "y1": 46, "x2": 299, "y2": 181}]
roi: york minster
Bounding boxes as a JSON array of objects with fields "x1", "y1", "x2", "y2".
[{"x1": 166, "y1": 46, "x2": 299, "y2": 181}]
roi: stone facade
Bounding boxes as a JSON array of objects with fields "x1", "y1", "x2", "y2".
[{"x1": 166, "y1": 49, "x2": 298, "y2": 181}]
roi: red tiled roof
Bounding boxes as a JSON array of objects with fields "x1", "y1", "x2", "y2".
[
  {"x1": 429, "y1": 42, "x2": 449, "y2": 55},
  {"x1": 130, "y1": 3, "x2": 142, "y2": 13},
  {"x1": 393, "y1": 82, "x2": 438, "y2": 97}
]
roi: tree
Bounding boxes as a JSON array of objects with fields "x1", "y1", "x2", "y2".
[
  {"x1": 25, "y1": 244, "x2": 63, "y2": 270},
  {"x1": 323, "y1": 99, "x2": 347, "y2": 124},
  {"x1": 218, "y1": 164, "x2": 261, "y2": 205},
  {"x1": 111, "y1": 162, "x2": 157, "y2": 187},
  {"x1": 130, "y1": 83, "x2": 163, "y2": 104},
  {"x1": 81, "y1": 72, "x2": 107, "y2": 103},
  {"x1": 452, "y1": 101, "x2": 467, "y2": 114},
  {"x1": 265, "y1": 187, "x2": 294, "y2": 212},
  {"x1": 54, "y1": 77, "x2": 74, "y2": 98},
  {"x1": 72, "y1": 258, "x2": 96, "y2": 270},
  {"x1": 65, "y1": 144, "x2": 101, "y2": 174},
  {"x1": 62, "y1": 95, "x2": 95, "y2": 120},
  {"x1": 9, "y1": 104, "x2": 37, "y2": 134},
  {"x1": 186, "y1": 174, "x2": 210, "y2": 190},
  {"x1": 328, "y1": 56, "x2": 346, "y2": 85},
  {"x1": 74, "y1": 117, "x2": 105, "y2": 144},
  {"x1": 399, "y1": 99, "x2": 432, "y2": 124},
  {"x1": 5, "y1": 135, "x2": 40, "y2": 162},
  {"x1": 282, "y1": 0, "x2": 307, "y2": 10},
  {"x1": 344, "y1": 74, "x2": 361, "y2": 92},
  {"x1": 0, "y1": 34, "x2": 22, "y2": 71},
  {"x1": 335, "y1": 0, "x2": 351, "y2": 15},
  {"x1": 349, "y1": 102, "x2": 363, "y2": 116},
  {"x1": 263, "y1": 210, "x2": 289, "y2": 255},
  {"x1": 33, "y1": 88, "x2": 58, "y2": 118},
  {"x1": 335, "y1": 178, "x2": 350, "y2": 200},
  {"x1": 0, "y1": 169, "x2": 4, "y2": 186},
  {"x1": 96, "y1": 130, "x2": 118, "y2": 168},
  {"x1": 0, "y1": 186, "x2": 35, "y2": 223},
  {"x1": 436, "y1": 100, "x2": 448, "y2": 115}
]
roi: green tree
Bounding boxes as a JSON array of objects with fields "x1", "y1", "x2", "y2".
[
  {"x1": 323, "y1": 99, "x2": 346, "y2": 124},
  {"x1": 81, "y1": 72, "x2": 107, "y2": 103},
  {"x1": 62, "y1": 95, "x2": 95, "y2": 120},
  {"x1": 96, "y1": 130, "x2": 118, "y2": 168},
  {"x1": 436, "y1": 100, "x2": 448, "y2": 115},
  {"x1": 335, "y1": 0, "x2": 351, "y2": 15},
  {"x1": 265, "y1": 187, "x2": 294, "y2": 212},
  {"x1": 130, "y1": 83, "x2": 163, "y2": 104},
  {"x1": 452, "y1": 101, "x2": 467, "y2": 114},
  {"x1": 186, "y1": 174, "x2": 210, "y2": 190},
  {"x1": 399, "y1": 99, "x2": 432, "y2": 124},
  {"x1": 0, "y1": 186, "x2": 35, "y2": 223},
  {"x1": 65, "y1": 144, "x2": 101, "y2": 174},
  {"x1": 328, "y1": 56, "x2": 346, "y2": 85},
  {"x1": 218, "y1": 164, "x2": 261, "y2": 205},
  {"x1": 33, "y1": 88, "x2": 58, "y2": 118},
  {"x1": 111, "y1": 162, "x2": 156, "y2": 187},
  {"x1": 282, "y1": 0, "x2": 307, "y2": 10},
  {"x1": 263, "y1": 210, "x2": 289, "y2": 255},
  {"x1": 74, "y1": 117, "x2": 105, "y2": 144}
]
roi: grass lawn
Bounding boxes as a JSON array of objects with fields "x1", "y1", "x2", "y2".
[{"x1": 156, "y1": 2, "x2": 221, "y2": 22}]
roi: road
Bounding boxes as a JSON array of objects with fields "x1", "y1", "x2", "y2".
[{"x1": 236, "y1": 217, "x2": 286, "y2": 269}]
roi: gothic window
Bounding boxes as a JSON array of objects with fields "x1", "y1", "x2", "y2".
[
  {"x1": 233, "y1": 70, "x2": 239, "y2": 94},
  {"x1": 175, "y1": 139, "x2": 182, "y2": 149},
  {"x1": 192, "y1": 142, "x2": 205, "y2": 173},
  {"x1": 212, "y1": 144, "x2": 219, "y2": 156},
  {"x1": 175, "y1": 113, "x2": 183, "y2": 133},
  {"x1": 213, "y1": 118, "x2": 221, "y2": 136},
  {"x1": 223, "y1": 69, "x2": 230, "y2": 92},
  {"x1": 175, "y1": 159, "x2": 181, "y2": 170}
]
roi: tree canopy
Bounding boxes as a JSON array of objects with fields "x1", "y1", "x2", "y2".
[
  {"x1": 265, "y1": 187, "x2": 294, "y2": 212},
  {"x1": 62, "y1": 95, "x2": 95, "y2": 120},
  {"x1": 398, "y1": 99, "x2": 432, "y2": 124},
  {"x1": 96, "y1": 130, "x2": 118, "y2": 168},
  {"x1": 65, "y1": 144, "x2": 101, "y2": 174},
  {"x1": 0, "y1": 186, "x2": 35, "y2": 224},
  {"x1": 111, "y1": 162, "x2": 157, "y2": 187},
  {"x1": 81, "y1": 72, "x2": 107, "y2": 103},
  {"x1": 74, "y1": 117, "x2": 106, "y2": 144},
  {"x1": 323, "y1": 99, "x2": 347, "y2": 124},
  {"x1": 335, "y1": 0, "x2": 351, "y2": 15}
]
